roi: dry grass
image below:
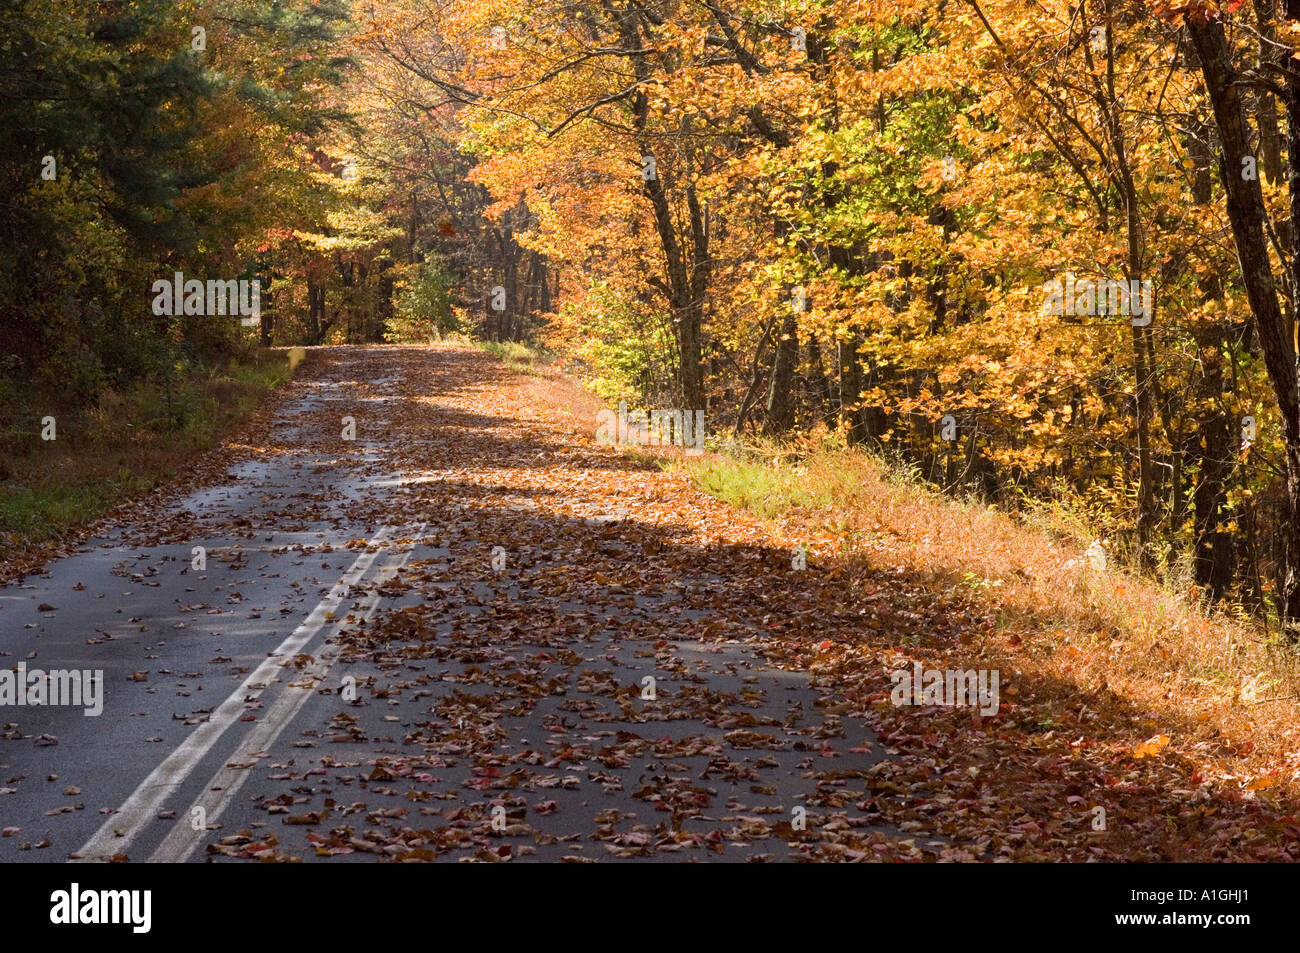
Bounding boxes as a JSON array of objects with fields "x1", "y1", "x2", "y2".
[
  {"x1": 0, "y1": 350, "x2": 298, "y2": 564},
  {"x1": 683, "y1": 447, "x2": 1300, "y2": 802}
]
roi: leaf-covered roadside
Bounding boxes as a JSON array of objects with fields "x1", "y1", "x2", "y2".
[
  {"x1": 174, "y1": 345, "x2": 1299, "y2": 862},
  {"x1": 684, "y1": 453, "x2": 1300, "y2": 861}
]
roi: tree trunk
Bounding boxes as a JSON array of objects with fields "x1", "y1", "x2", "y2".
[
  {"x1": 1256, "y1": 0, "x2": 1283, "y2": 182},
  {"x1": 1186, "y1": 12, "x2": 1300, "y2": 622},
  {"x1": 807, "y1": 335, "x2": 836, "y2": 427},
  {"x1": 1099, "y1": 33, "x2": 1157, "y2": 567},
  {"x1": 1193, "y1": 340, "x2": 1235, "y2": 598},
  {"x1": 306, "y1": 279, "x2": 325, "y2": 345},
  {"x1": 260, "y1": 273, "x2": 274, "y2": 347},
  {"x1": 622, "y1": 7, "x2": 706, "y2": 409},
  {"x1": 763, "y1": 308, "x2": 798, "y2": 434}
]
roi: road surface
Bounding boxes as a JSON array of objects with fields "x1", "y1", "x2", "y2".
[{"x1": 0, "y1": 345, "x2": 914, "y2": 862}]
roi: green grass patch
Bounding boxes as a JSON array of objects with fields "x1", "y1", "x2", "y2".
[
  {"x1": 683, "y1": 449, "x2": 882, "y2": 519},
  {"x1": 477, "y1": 339, "x2": 558, "y2": 376},
  {"x1": 0, "y1": 350, "x2": 294, "y2": 554}
]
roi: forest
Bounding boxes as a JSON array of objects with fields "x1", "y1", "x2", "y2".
[{"x1": 6, "y1": 0, "x2": 1300, "y2": 633}]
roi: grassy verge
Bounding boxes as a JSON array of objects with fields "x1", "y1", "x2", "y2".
[
  {"x1": 680, "y1": 446, "x2": 1300, "y2": 797},
  {"x1": 0, "y1": 350, "x2": 295, "y2": 559},
  {"x1": 475, "y1": 338, "x2": 562, "y2": 376}
]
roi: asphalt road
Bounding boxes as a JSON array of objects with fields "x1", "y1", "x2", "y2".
[{"x1": 0, "y1": 345, "x2": 909, "y2": 862}]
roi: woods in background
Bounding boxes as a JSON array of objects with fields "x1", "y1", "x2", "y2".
[{"x1": 8, "y1": 0, "x2": 1300, "y2": 629}]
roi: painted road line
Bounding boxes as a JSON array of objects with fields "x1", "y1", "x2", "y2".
[
  {"x1": 73, "y1": 525, "x2": 400, "y2": 862},
  {"x1": 149, "y1": 526, "x2": 424, "y2": 862}
]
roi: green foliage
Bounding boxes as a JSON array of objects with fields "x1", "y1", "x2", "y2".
[
  {"x1": 0, "y1": 352, "x2": 292, "y2": 551},
  {"x1": 477, "y1": 340, "x2": 558, "y2": 376},
  {"x1": 684, "y1": 451, "x2": 871, "y2": 519},
  {"x1": 559, "y1": 282, "x2": 677, "y2": 404},
  {"x1": 388, "y1": 260, "x2": 459, "y2": 342},
  {"x1": 0, "y1": 0, "x2": 357, "y2": 417}
]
